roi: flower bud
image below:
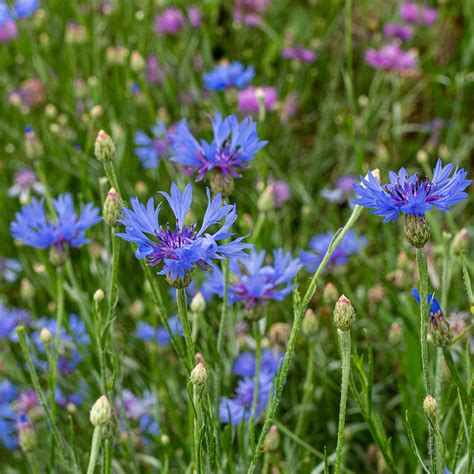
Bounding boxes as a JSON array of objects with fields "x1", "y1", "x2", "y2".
[
  {"x1": 423, "y1": 394, "x2": 437, "y2": 417},
  {"x1": 24, "y1": 127, "x2": 43, "y2": 160},
  {"x1": 20, "y1": 278, "x2": 36, "y2": 302},
  {"x1": 190, "y1": 292, "x2": 206, "y2": 314},
  {"x1": 269, "y1": 322, "x2": 291, "y2": 350},
  {"x1": 333, "y1": 295, "x2": 356, "y2": 331},
  {"x1": 323, "y1": 282, "x2": 338, "y2": 306},
  {"x1": 257, "y1": 185, "x2": 275, "y2": 212},
  {"x1": 93, "y1": 289, "x2": 105, "y2": 304},
  {"x1": 210, "y1": 170, "x2": 234, "y2": 198},
  {"x1": 404, "y1": 215, "x2": 431, "y2": 248},
  {"x1": 451, "y1": 228, "x2": 468, "y2": 255},
  {"x1": 39, "y1": 327, "x2": 53, "y2": 345},
  {"x1": 302, "y1": 308, "x2": 319, "y2": 336},
  {"x1": 94, "y1": 130, "x2": 116, "y2": 163},
  {"x1": 190, "y1": 362, "x2": 207, "y2": 386},
  {"x1": 263, "y1": 425, "x2": 279, "y2": 452},
  {"x1": 429, "y1": 308, "x2": 453, "y2": 348},
  {"x1": 130, "y1": 51, "x2": 145, "y2": 72},
  {"x1": 90, "y1": 395, "x2": 113, "y2": 428},
  {"x1": 388, "y1": 322, "x2": 402, "y2": 345},
  {"x1": 103, "y1": 188, "x2": 121, "y2": 227},
  {"x1": 48, "y1": 245, "x2": 69, "y2": 267}
]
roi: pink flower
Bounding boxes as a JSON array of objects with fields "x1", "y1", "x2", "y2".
[
  {"x1": 238, "y1": 86, "x2": 277, "y2": 115},
  {"x1": 400, "y1": 3, "x2": 438, "y2": 26},
  {"x1": 155, "y1": 8, "x2": 185, "y2": 36},
  {"x1": 187, "y1": 6, "x2": 201, "y2": 28},
  {"x1": 281, "y1": 47, "x2": 317, "y2": 63},
  {"x1": 383, "y1": 23, "x2": 413, "y2": 41},
  {"x1": 365, "y1": 44, "x2": 418, "y2": 70},
  {"x1": 0, "y1": 20, "x2": 18, "y2": 43}
]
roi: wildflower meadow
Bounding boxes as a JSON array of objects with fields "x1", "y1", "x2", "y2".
[{"x1": 1, "y1": 1, "x2": 474, "y2": 473}]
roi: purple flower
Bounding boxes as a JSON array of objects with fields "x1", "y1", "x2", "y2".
[
  {"x1": 233, "y1": 350, "x2": 283, "y2": 377},
  {"x1": 10, "y1": 193, "x2": 101, "y2": 251},
  {"x1": 268, "y1": 178, "x2": 291, "y2": 208},
  {"x1": 321, "y1": 175, "x2": 357, "y2": 203},
  {"x1": 300, "y1": 230, "x2": 365, "y2": 272},
  {"x1": 281, "y1": 47, "x2": 318, "y2": 63},
  {"x1": 203, "y1": 62, "x2": 254, "y2": 91},
  {"x1": 170, "y1": 113, "x2": 267, "y2": 182},
  {"x1": 134, "y1": 121, "x2": 169, "y2": 170},
  {"x1": 383, "y1": 23, "x2": 413, "y2": 41},
  {"x1": 238, "y1": 86, "x2": 277, "y2": 115},
  {"x1": 136, "y1": 316, "x2": 183, "y2": 346},
  {"x1": 219, "y1": 371, "x2": 274, "y2": 425},
  {"x1": 155, "y1": 8, "x2": 185, "y2": 36},
  {"x1": 0, "y1": 258, "x2": 21, "y2": 282},
  {"x1": 55, "y1": 388, "x2": 82, "y2": 408},
  {"x1": 13, "y1": 390, "x2": 39, "y2": 416},
  {"x1": 0, "y1": 304, "x2": 30, "y2": 341},
  {"x1": 400, "y1": 3, "x2": 438, "y2": 26},
  {"x1": 8, "y1": 168, "x2": 45, "y2": 203},
  {"x1": 0, "y1": 380, "x2": 18, "y2": 449},
  {"x1": 365, "y1": 44, "x2": 418, "y2": 70},
  {"x1": 146, "y1": 55, "x2": 166, "y2": 85},
  {"x1": 120, "y1": 390, "x2": 159, "y2": 436},
  {"x1": 0, "y1": 19, "x2": 17, "y2": 42},
  {"x1": 353, "y1": 160, "x2": 471, "y2": 223},
  {"x1": 233, "y1": 0, "x2": 272, "y2": 27},
  {"x1": 116, "y1": 183, "x2": 252, "y2": 285},
  {"x1": 187, "y1": 6, "x2": 201, "y2": 28}
]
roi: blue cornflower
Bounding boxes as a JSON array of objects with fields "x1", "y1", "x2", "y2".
[
  {"x1": 0, "y1": 258, "x2": 21, "y2": 282},
  {"x1": 411, "y1": 288, "x2": 442, "y2": 314},
  {"x1": 33, "y1": 314, "x2": 88, "y2": 349},
  {"x1": 170, "y1": 113, "x2": 267, "y2": 183},
  {"x1": 300, "y1": 230, "x2": 366, "y2": 272},
  {"x1": 135, "y1": 316, "x2": 183, "y2": 345},
  {"x1": 353, "y1": 160, "x2": 471, "y2": 223},
  {"x1": 203, "y1": 61, "x2": 254, "y2": 91},
  {"x1": 233, "y1": 350, "x2": 283, "y2": 378},
  {"x1": 116, "y1": 182, "x2": 252, "y2": 287},
  {"x1": 55, "y1": 388, "x2": 83, "y2": 409},
  {"x1": 120, "y1": 390, "x2": 159, "y2": 438},
  {"x1": 10, "y1": 193, "x2": 101, "y2": 250},
  {"x1": 219, "y1": 371, "x2": 274, "y2": 425},
  {"x1": 134, "y1": 121, "x2": 169, "y2": 169},
  {"x1": 0, "y1": 304, "x2": 31, "y2": 341},
  {"x1": 13, "y1": 0, "x2": 39, "y2": 19},
  {"x1": 0, "y1": 380, "x2": 17, "y2": 449}
]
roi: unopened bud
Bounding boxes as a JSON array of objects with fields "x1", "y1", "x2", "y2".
[
  {"x1": 423, "y1": 394, "x2": 437, "y2": 417},
  {"x1": 451, "y1": 228, "x2": 468, "y2": 255},
  {"x1": 263, "y1": 425, "x2": 279, "y2": 452},
  {"x1": 323, "y1": 282, "x2": 338, "y2": 305},
  {"x1": 90, "y1": 396, "x2": 113, "y2": 428},
  {"x1": 429, "y1": 309, "x2": 453, "y2": 348},
  {"x1": 24, "y1": 127, "x2": 43, "y2": 160},
  {"x1": 257, "y1": 185, "x2": 275, "y2": 212},
  {"x1": 94, "y1": 289, "x2": 105, "y2": 304},
  {"x1": 103, "y1": 188, "x2": 121, "y2": 227},
  {"x1": 94, "y1": 130, "x2": 115, "y2": 162},
  {"x1": 190, "y1": 292, "x2": 206, "y2": 314},
  {"x1": 20, "y1": 278, "x2": 36, "y2": 301},
  {"x1": 416, "y1": 149, "x2": 428, "y2": 164},
  {"x1": 333, "y1": 295, "x2": 356, "y2": 331},
  {"x1": 130, "y1": 51, "x2": 145, "y2": 72},
  {"x1": 388, "y1": 322, "x2": 402, "y2": 345},
  {"x1": 48, "y1": 245, "x2": 69, "y2": 267},
  {"x1": 302, "y1": 309, "x2": 319, "y2": 336},
  {"x1": 39, "y1": 327, "x2": 53, "y2": 345},
  {"x1": 269, "y1": 322, "x2": 291, "y2": 350},
  {"x1": 190, "y1": 362, "x2": 207, "y2": 386},
  {"x1": 404, "y1": 215, "x2": 431, "y2": 248},
  {"x1": 160, "y1": 434, "x2": 170, "y2": 445}
]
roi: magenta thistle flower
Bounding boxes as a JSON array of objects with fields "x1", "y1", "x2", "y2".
[
  {"x1": 383, "y1": 23, "x2": 413, "y2": 41},
  {"x1": 238, "y1": 86, "x2": 277, "y2": 115},
  {"x1": 400, "y1": 2, "x2": 438, "y2": 26},
  {"x1": 155, "y1": 8, "x2": 185, "y2": 36},
  {"x1": 365, "y1": 44, "x2": 418, "y2": 70},
  {"x1": 281, "y1": 47, "x2": 318, "y2": 63}
]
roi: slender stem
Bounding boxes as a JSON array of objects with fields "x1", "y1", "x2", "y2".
[
  {"x1": 251, "y1": 213, "x2": 265, "y2": 244},
  {"x1": 103, "y1": 161, "x2": 121, "y2": 196},
  {"x1": 246, "y1": 205, "x2": 363, "y2": 473},
  {"x1": 176, "y1": 288, "x2": 195, "y2": 371},
  {"x1": 250, "y1": 322, "x2": 262, "y2": 453},
  {"x1": 193, "y1": 387, "x2": 202, "y2": 473},
  {"x1": 335, "y1": 330, "x2": 351, "y2": 474},
  {"x1": 87, "y1": 427, "x2": 103, "y2": 474},
  {"x1": 217, "y1": 258, "x2": 230, "y2": 354},
  {"x1": 295, "y1": 342, "x2": 315, "y2": 437},
  {"x1": 416, "y1": 248, "x2": 437, "y2": 473}
]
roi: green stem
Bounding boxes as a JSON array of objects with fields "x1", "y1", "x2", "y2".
[
  {"x1": 217, "y1": 258, "x2": 230, "y2": 354},
  {"x1": 246, "y1": 205, "x2": 363, "y2": 473},
  {"x1": 176, "y1": 288, "x2": 195, "y2": 371},
  {"x1": 416, "y1": 248, "x2": 437, "y2": 473},
  {"x1": 103, "y1": 161, "x2": 121, "y2": 196},
  {"x1": 87, "y1": 427, "x2": 103, "y2": 474},
  {"x1": 250, "y1": 322, "x2": 262, "y2": 453},
  {"x1": 295, "y1": 342, "x2": 315, "y2": 437},
  {"x1": 442, "y1": 349, "x2": 470, "y2": 412},
  {"x1": 335, "y1": 330, "x2": 351, "y2": 474}
]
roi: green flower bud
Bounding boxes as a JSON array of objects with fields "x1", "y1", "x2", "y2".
[
  {"x1": 257, "y1": 185, "x2": 275, "y2": 213},
  {"x1": 404, "y1": 215, "x2": 431, "y2": 248},
  {"x1": 429, "y1": 310, "x2": 453, "y2": 348},
  {"x1": 19, "y1": 423, "x2": 37, "y2": 453},
  {"x1": 263, "y1": 425, "x2": 279, "y2": 452},
  {"x1": 39, "y1": 327, "x2": 53, "y2": 345},
  {"x1": 190, "y1": 292, "x2": 206, "y2": 314},
  {"x1": 103, "y1": 188, "x2": 121, "y2": 227},
  {"x1": 90, "y1": 396, "x2": 113, "y2": 428},
  {"x1": 302, "y1": 309, "x2": 319, "y2": 337},
  {"x1": 333, "y1": 295, "x2": 356, "y2": 331},
  {"x1": 93, "y1": 289, "x2": 105, "y2": 304},
  {"x1": 323, "y1": 282, "x2": 338, "y2": 306},
  {"x1": 94, "y1": 130, "x2": 116, "y2": 163},
  {"x1": 423, "y1": 394, "x2": 437, "y2": 417},
  {"x1": 190, "y1": 362, "x2": 207, "y2": 386}
]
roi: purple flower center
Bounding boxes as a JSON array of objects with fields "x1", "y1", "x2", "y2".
[{"x1": 385, "y1": 175, "x2": 439, "y2": 207}]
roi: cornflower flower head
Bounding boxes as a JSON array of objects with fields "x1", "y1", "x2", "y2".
[
  {"x1": 238, "y1": 86, "x2": 278, "y2": 115},
  {"x1": 8, "y1": 168, "x2": 44, "y2": 204},
  {"x1": 0, "y1": 7, "x2": 17, "y2": 43},
  {"x1": 12, "y1": 0, "x2": 40, "y2": 19},
  {"x1": 383, "y1": 23, "x2": 413, "y2": 41},
  {"x1": 10, "y1": 193, "x2": 101, "y2": 256},
  {"x1": 120, "y1": 390, "x2": 159, "y2": 437},
  {"x1": 219, "y1": 371, "x2": 274, "y2": 425},
  {"x1": 203, "y1": 61, "x2": 255, "y2": 91},
  {"x1": 135, "y1": 316, "x2": 183, "y2": 346},
  {"x1": 0, "y1": 304, "x2": 31, "y2": 341},
  {"x1": 134, "y1": 121, "x2": 169, "y2": 170},
  {"x1": 0, "y1": 380, "x2": 18, "y2": 449},
  {"x1": 13, "y1": 390, "x2": 39, "y2": 416},
  {"x1": 412, "y1": 289, "x2": 453, "y2": 347},
  {"x1": 0, "y1": 258, "x2": 21, "y2": 282},
  {"x1": 116, "y1": 183, "x2": 252, "y2": 288},
  {"x1": 300, "y1": 230, "x2": 365, "y2": 272},
  {"x1": 321, "y1": 175, "x2": 357, "y2": 203},
  {"x1": 365, "y1": 44, "x2": 418, "y2": 70},
  {"x1": 281, "y1": 47, "x2": 318, "y2": 63},
  {"x1": 170, "y1": 113, "x2": 267, "y2": 194},
  {"x1": 233, "y1": 349, "x2": 283, "y2": 377},
  {"x1": 400, "y1": 2, "x2": 438, "y2": 26},
  {"x1": 155, "y1": 7, "x2": 185, "y2": 36},
  {"x1": 353, "y1": 160, "x2": 471, "y2": 223},
  {"x1": 55, "y1": 388, "x2": 82, "y2": 409}
]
